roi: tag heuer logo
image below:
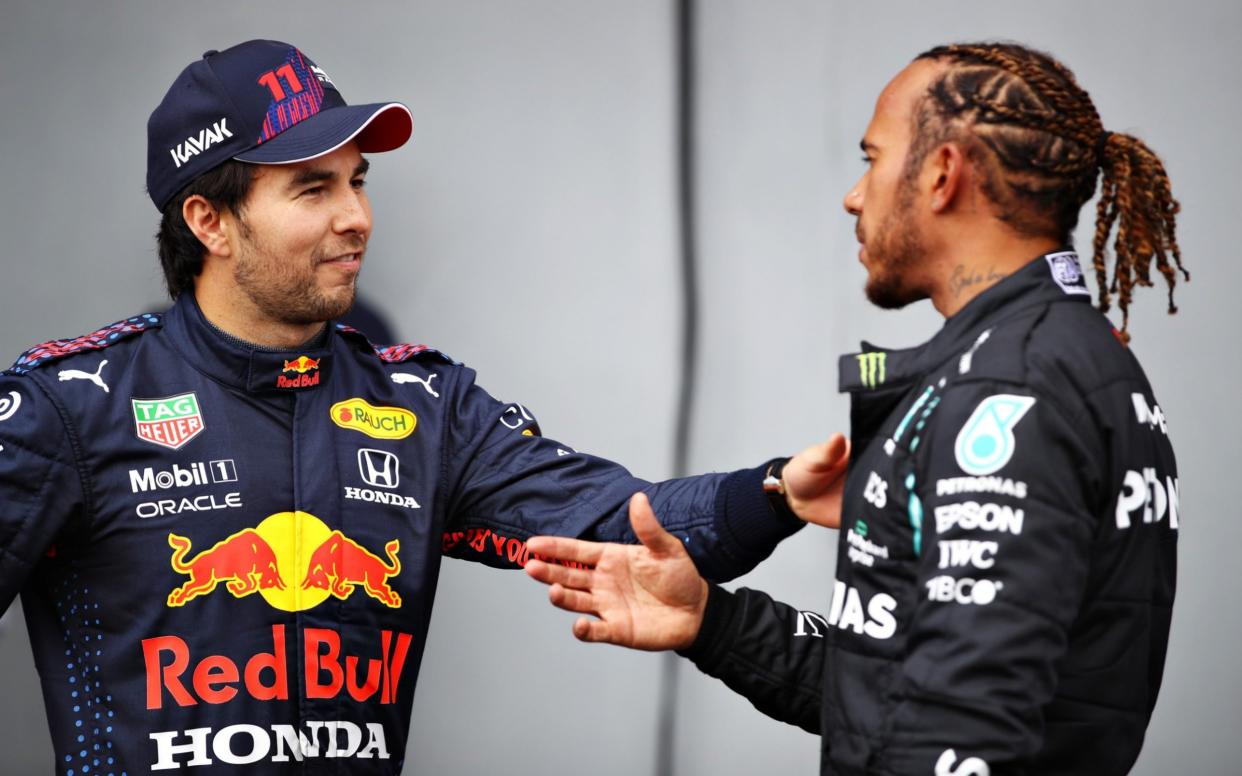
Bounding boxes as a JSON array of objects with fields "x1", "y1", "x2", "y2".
[{"x1": 132, "y1": 392, "x2": 205, "y2": 450}]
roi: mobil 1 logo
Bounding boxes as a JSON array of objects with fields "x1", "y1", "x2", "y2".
[{"x1": 130, "y1": 459, "x2": 238, "y2": 494}]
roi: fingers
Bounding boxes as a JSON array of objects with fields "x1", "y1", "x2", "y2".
[
  {"x1": 572, "y1": 617, "x2": 616, "y2": 644},
  {"x1": 525, "y1": 535, "x2": 604, "y2": 567},
  {"x1": 524, "y1": 558, "x2": 593, "y2": 590},
  {"x1": 547, "y1": 582, "x2": 595, "y2": 615},
  {"x1": 628, "y1": 492, "x2": 683, "y2": 557}
]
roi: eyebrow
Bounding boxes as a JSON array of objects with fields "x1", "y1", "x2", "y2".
[{"x1": 286, "y1": 158, "x2": 371, "y2": 191}]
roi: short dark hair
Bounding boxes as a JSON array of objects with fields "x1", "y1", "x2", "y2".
[{"x1": 155, "y1": 160, "x2": 256, "y2": 299}]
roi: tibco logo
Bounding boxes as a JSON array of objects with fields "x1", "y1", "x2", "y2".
[
  {"x1": 130, "y1": 460, "x2": 237, "y2": 493},
  {"x1": 925, "y1": 575, "x2": 1001, "y2": 606}
]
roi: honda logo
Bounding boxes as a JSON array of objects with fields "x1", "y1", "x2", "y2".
[{"x1": 357, "y1": 449, "x2": 399, "y2": 489}]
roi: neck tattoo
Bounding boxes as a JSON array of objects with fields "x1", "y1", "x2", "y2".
[{"x1": 949, "y1": 265, "x2": 1006, "y2": 298}]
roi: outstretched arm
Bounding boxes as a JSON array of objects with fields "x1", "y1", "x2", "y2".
[{"x1": 443, "y1": 365, "x2": 849, "y2": 580}]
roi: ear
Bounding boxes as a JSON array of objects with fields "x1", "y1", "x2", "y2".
[
  {"x1": 926, "y1": 141, "x2": 968, "y2": 214},
  {"x1": 182, "y1": 195, "x2": 233, "y2": 258}
]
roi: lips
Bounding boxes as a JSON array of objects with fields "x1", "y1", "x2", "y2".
[{"x1": 320, "y1": 253, "x2": 362, "y2": 269}]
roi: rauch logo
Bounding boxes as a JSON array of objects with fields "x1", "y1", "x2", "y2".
[{"x1": 330, "y1": 398, "x2": 415, "y2": 440}]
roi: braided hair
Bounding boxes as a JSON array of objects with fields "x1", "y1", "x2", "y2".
[{"x1": 912, "y1": 42, "x2": 1187, "y2": 340}]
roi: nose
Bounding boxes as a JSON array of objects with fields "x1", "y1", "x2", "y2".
[
  {"x1": 843, "y1": 177, "x2": 864, "y2": 216},
  {"x1": 335, "y1": 187, "x2": 372, "y2": 237}
]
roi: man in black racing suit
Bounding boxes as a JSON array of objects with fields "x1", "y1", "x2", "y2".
[{"x1": 524, "y1": 42, "x2": 1185, "y2": 775}]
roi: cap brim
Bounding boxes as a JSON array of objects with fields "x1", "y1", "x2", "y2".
[{"x1": 233, "y1": 102, "x2": 412, "y2": 164}]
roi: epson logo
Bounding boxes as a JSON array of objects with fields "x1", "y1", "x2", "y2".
[
  {"x1": 933, "y1": 501, "x2": 1024, "y2": 536},
  {"x1": 169, "y1": 118, "x2": 234, "y2": 169},
  {"x1": 130, "y1": 460, "x2": 237, "y2": 494}
]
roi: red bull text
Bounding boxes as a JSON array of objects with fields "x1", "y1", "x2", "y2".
[
  {"x1": 143, "y1": 625, "x2": 411, "y2": 769},
  {"x1": 276, "y1": 355, "x2": 321, "y2": 389}
]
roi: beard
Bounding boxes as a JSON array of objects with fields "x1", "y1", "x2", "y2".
[
  {"x1": 232, "y1": 221, "x2": 361, "y2": 326},
  {"x1": 861, "y1": 178, "x2": 929, "y2": 310}
]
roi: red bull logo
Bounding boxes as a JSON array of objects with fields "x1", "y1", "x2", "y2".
[
  {"x1": 166, "y1": 512, "x2": 401, "y2": 611},
  {"x1": 302, "y1": 530, "x2": 402, "y2": 607},
  {"x1": 276, "y1": 355, "x2": 321, "y2": 389},
  {"x1": 167, "y1": 529, "x2": 286, "y2": 606},
  {"x1": 282, "y1": 355, "x2": 320, "y2": 374}
]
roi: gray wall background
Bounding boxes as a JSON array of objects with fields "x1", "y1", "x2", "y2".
[{"x1": 0, "y1": 0, "x2": 1236, "y2": 773}]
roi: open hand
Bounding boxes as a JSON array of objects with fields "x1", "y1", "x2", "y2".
[{"x1": 524, "y1": 492, "x2": 708, "y2": 651}]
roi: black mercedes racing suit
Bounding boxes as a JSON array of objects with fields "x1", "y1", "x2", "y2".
[{"x1": 680, "y1": 251, "x2": 1178, "y2": 775}]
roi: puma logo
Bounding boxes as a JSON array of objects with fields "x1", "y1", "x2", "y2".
[
  {"x1": 58, "y1": 360, "x2": 110, "y2": 393},
  {"x1": 391, "y1": 372, "x2": 439, "y2": 398}
]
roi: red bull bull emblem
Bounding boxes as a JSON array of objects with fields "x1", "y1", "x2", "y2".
[
  {"x1": 166, "y1": 512, "x2": 401, "y2": 611},
  {"x1": 276, "y1": 355, "x2": 321, "y2": 389}
]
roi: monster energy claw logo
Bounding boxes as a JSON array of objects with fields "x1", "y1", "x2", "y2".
[{"x1": 856, "y1": 352, "x2": 887, "y2": 389}]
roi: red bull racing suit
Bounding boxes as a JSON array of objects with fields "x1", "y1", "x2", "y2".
[
  {"x1": 0, "y1": 294, "x2": 805, "y2": 774},
  {"x1": 679, "y1": 252, "x2": 1178, "y2": 775}
]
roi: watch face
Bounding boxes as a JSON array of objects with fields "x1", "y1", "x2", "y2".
[{"x1": 763, "y1": 461, "x2": 786, "y2": 496}]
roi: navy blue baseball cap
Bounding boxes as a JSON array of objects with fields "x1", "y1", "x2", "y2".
[{"x1": 147, "y1": 39, "x2": 412, "y2": 211}]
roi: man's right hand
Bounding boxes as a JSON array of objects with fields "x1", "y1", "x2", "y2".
[{"x1": 524, "y1": 492, "x2": 708, "y2": 651}]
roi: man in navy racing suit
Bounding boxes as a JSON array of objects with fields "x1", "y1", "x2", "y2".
[
  {"x1": 0, "y1": 39, "x2": 850, "y2": 774},
  {"x1": 524, "y1": 42, "x2": 1185, "y2": 775}
]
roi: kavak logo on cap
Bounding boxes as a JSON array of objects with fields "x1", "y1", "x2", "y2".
[{"x1": 146, "y1": 39, "x2": 413, "y2": 211}]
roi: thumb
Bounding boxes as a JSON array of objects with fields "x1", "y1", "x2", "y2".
[
  {"x1": 799, "y1": 433, "x2": 850, "y2": 472},
  {"x1": 824, "y1": 433, "x2": 850, "y2": 468},
  {"x1": 629, "y1": 492, "x2": 683, "y2": 557}
]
